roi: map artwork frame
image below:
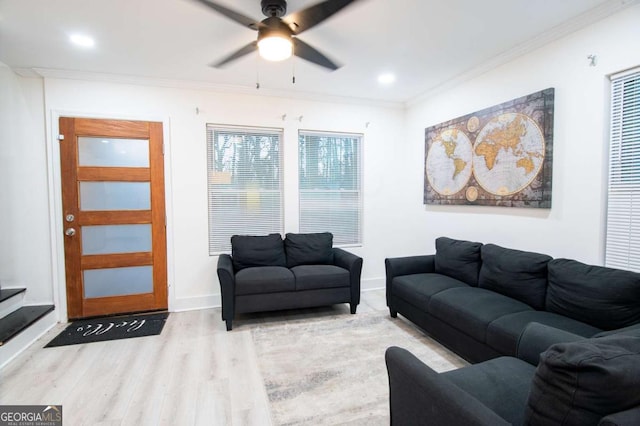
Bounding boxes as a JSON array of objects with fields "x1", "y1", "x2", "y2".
[{"x1": 424, "y1": 88, "x2": 554, "y2": 208}]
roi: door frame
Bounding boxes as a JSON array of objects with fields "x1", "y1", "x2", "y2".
[{"x1": 46, "y1": 110, "x2": 175, "y2": 322}]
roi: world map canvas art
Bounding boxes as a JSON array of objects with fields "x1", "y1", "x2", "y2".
[{"x1": 424, "y1": 88, "x2": 554, "y2": 208}]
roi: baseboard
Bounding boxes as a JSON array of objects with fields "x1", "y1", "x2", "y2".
[
  {"x1": 0, "y1": 310, "x2": 58, "y2": 369},
  {"x1": 172, "y1": 276, "x2": 386, "y2": 312},
  {"x1": 172, "y1": 294, "x2": 222, "y2": 312},
  {"x1": 361, "y1": 277, "x2": 385, "y2": 291}
]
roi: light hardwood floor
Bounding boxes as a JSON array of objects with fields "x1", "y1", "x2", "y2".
[{"x1": 0, "y1": 290, "x2": 436, "y2": 425}]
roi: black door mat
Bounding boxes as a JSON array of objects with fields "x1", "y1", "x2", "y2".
[{"x1": 45, "y1": 312, "x2": 169, "y2": 347}]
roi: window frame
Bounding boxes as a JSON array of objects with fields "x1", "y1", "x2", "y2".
[
  {"x1": 206, "y1": 124, "x2": 284, "y2": 255},
  {"x1": 605, "y1": 67, "x2": 640, "y2": 272},
  {"x1": 297, "y1": 129, "x2": 363, "y2": 247}
]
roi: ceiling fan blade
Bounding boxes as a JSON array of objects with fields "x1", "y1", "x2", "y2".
[
  {"x1": 284, "y1": 0, "x2": 361, "y2": 35},
  {"x1": 292, "y1": 38, "x2": 340, "y2": 70},
  {"x1": 210, "y1": 41, "x2": 258, "y2": 68},
  {"x1": 190, "y1": 0, "x2": 261, "y2": 30}
]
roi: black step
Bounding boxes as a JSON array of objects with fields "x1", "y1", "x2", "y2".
[
  {"x1": 0, "y1": 288, "x2": 26, "y2": 303},
  {"x1": 0, "y1": 305, "x2": 55, "y2": 346}
]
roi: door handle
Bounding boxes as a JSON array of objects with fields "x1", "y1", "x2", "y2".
[{"x1": 65, "y1": 228, "x2": 76, "y2": 237}]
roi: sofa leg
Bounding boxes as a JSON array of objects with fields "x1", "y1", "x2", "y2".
[
  {"x1": 389, "y1": 308, "x2": 397, "y2": 318},
  {"x1": 225, "y1": 319, "x2": 232, "y2": 331},
  {"x1": 350, "y1": 304, "x2": 357, "y2": 314}
]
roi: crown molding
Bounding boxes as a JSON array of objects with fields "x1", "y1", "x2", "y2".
[
  {"x1": 406, "y1": 0, "x2": 639, "y2": 108},
  {"x1": 14, "y1": 67, "x2": 404, "y2": 110},
  {"x1": 11, "y1": 0, "x2": 637, "y2": 110}
]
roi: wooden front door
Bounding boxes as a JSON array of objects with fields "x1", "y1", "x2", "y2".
[{"x1": 59, "y1": 118, "x2": 167, "y2": 319}]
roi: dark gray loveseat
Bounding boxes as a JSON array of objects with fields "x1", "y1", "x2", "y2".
[
  {"x1": 385, "y1": 237, "x2": 640, "y2": 363},
  {"x1": 385, "y1": 323, "x2": 640, "y2": 425},
  {"x1": 217, "y1": 232, "x2": 363, "y2": 330}
]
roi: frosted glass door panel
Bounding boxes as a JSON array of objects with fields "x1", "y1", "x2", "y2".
[
  {"x1": 80, "y1": 182, "x2": 150, "y2": 211},
  {"x1": 82, "y1": 224, "x2": 152, "y2": 255},
  {"x1": 78, "y1": 137, "x2": 149, "y2": 167},
  {"x1": 84, "y1": 266, "x2": 153, "y2": 298}
]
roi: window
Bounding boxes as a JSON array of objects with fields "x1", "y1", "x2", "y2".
[
  {"x1": 605, "y1": 69, "x2": 640, "y2": 272},
  {"x1": 298, "y1": 131, "x2": 362, "y2": 245},
  {"x1": 206, "y1": 125, "x2": 283, "y2": 254}
]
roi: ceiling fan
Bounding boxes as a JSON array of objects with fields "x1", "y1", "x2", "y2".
[{"x1": 191, "y1": 0, "x2": 361, "y2": 70}]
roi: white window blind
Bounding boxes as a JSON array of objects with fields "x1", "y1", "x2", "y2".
[
  {"x1": 298, "y1": 131, "x2": 362, "y2": 245},
  {"x1": 206, "y1": 125, "x2": 283, "y2": 254},
  {"x1": 606, "y1": 69, "x2": 640, "y2": 272}
]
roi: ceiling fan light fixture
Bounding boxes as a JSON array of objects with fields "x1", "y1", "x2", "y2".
[{"x1": 258, "y1": 35, "x2": 293, "y2": 62}]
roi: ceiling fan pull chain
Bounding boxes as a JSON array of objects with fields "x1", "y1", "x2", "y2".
[
  {"x1": 292, "y1": 47, "x2": 296, "y2": 84},
  {"x1": 256, "y1": 54, "x2": 261, "y2": 89}
]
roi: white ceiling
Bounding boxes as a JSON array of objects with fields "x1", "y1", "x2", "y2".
[{"x1": 0, "y1": 0, "x2": 636, "y2": 104}]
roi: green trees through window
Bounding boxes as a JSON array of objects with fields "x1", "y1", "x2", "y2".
[
  {"x1": 299, "y1": 131, "x2": 362, "y2": 245},
  {"x1": 207, "y1": 126, "x2": 283, "y2": 254}
]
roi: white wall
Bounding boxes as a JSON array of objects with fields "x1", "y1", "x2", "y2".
[
  {"x1": 42, "y1": 79, "x2": 405, "y2": 313},
  {"x1": 5, "y1": 3, "x2": 639, "y2": 317},
  {"x1": 0, "y1": 64, "x2": 52, "y2": 304},
  {"x1": 401, "y1": 4, "x2": 640, "y2": 264}
]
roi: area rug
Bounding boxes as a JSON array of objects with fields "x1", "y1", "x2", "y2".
[
  {"x1": 45, "y1": 312, "x2": 169, "y2": 347},
  {"x1": 251, "y1": 312, "x2": 467, "y2": 425}
]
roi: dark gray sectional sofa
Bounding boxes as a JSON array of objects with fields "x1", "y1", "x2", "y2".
[
  {"x1": 386, "y1": 323, "x2": 640, "y2": 425},
  {"x1": 385, "y1": 236, "x2": 640, "y2": 363},
  {"x1": 217, "y1": 232, "x2": 363, "y2": 330}
]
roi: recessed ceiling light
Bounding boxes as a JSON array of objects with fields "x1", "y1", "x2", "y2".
[
  {"x1": 69, "y1": 34, "x2": 95, "y2": 48},
  {"x1": 377, "y1": 73, "x2": 396, "y2": 85}
]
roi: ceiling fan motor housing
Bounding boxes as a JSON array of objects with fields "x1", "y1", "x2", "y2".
[
  {"x1": 258, "y1": 16, "x2": 293, "y2": 41},
  {"x1": 261, "y1": 0, "x2": 287, "y2": 17}
]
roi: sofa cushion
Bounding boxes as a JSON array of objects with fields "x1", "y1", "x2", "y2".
[
  {"x1": 392, "y1": 273, "x2": 468, "y2": 311},
  {"x1": 444, "y1": 356, "x2": 536, "y2": 426},
  {"x1": 428, "y1": 287, "x2": 533, "y2": 342},
  {"x1": 478, "y1": 244, "x2": 552, "y2": 309},
  {"x1": 486, "y1": 311, "x2": 601, "y2": 357},
  {"x1": 285, "y1": 232, "x2": 333, "y2": 268},
  {"x1": 525, "y1": 335, "x2": 640, "y2": 425},
  {"x1": 231, "y1": 233, "x2": 286, "y2": 271},
  {"x1": 546, "y1": 259, "x2": 640, "y2": 330},
  {"x1": 434, "y1": 237, "x2": 483, "y2": 286},
  {"x1": 594, "y1": 323, "x2": 640, "y2": 338},
  {"x1": 235, "y1": 266, "x2": 295, "y2": 295},
  {"x1": 291, "y1": 265, "x2": 349, "y2": 291}
]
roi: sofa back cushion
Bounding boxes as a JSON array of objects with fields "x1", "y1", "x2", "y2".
[
  {"x1": 546, "y1": 259, "x2": 640, "y2": 330},
  {"x1": 284, "y1": 232, "x2": 333, "y2": 268},
  {"x1": 231, "y1": 233, "x2": 286, "y2": 271},
  {"x1": 524, "y1": 335, "x2": 640, "y2": 425},
  {"x1": 434, "y1": 237, "x2": 482, "y2": 286},
  {"x1": 478, "y1": 244, "x2": 551, "y2": 309}
]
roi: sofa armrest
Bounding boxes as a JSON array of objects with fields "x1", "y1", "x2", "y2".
[
  {"x1": 385, "y1": 255, "x2": 435, "y2": 277},
  {"x1": 217, "y1": 254, "x2": 236, "y2": 328},
  {"x1": 333, "y1": 248, "x2": 363, "y2": 307},
  {"x1": 385, "y1": 346, "x2": 510, "y2": 426},
  {"x1": 599, "y1": 406, "x2": 640, "y2": 426},
  {"x1": 516, "y1": 322, "x2": 585, "y2": 366},
  {"x1": 385, "y1": 255, "x2": 435, "y2": 307},
  {"x1": 333, "y1": 247, "x2": 362, "y2": 272}
]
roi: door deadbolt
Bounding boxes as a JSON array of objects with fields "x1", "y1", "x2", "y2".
[
  {"x1": 65, "y1": 214, "x2": 75, "y2": 222},
  {"x1": 65, "y1": 228, "x2": 76, "y2": 237}
]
